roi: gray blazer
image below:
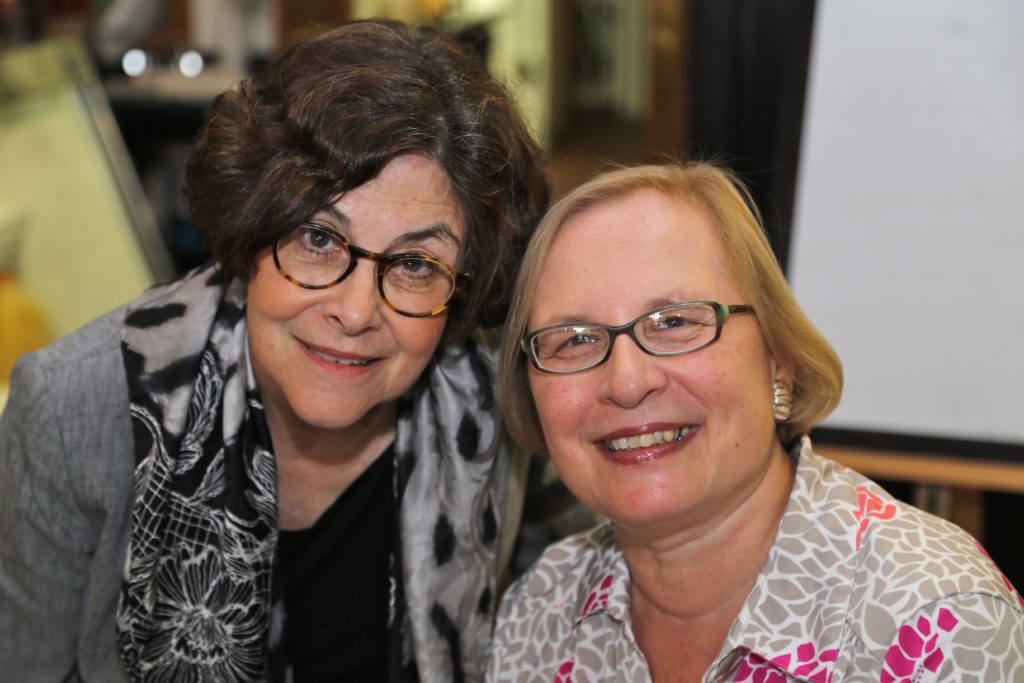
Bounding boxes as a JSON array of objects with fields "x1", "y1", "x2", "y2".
[
  {"x1": 0, "y1": 308, "x2": 133, "y2": 681},
  {"x1": 0, "y1": 307, "x2": 531, "y2": 681}
]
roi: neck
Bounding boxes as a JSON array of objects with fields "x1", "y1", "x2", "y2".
[
  {"x1": 268, "y1": 400, "x2": 397, "y2": 530},
  {"x1": 269, "y1": 399, "x2": 396, "y2": 465},
  {"x1": 618, "y1": 442, "x2": 795, "y2": 676}
]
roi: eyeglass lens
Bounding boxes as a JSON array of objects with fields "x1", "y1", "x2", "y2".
[
  {"x1": 531, "y1": 303, "x2": 721, "y2": 372},
  {"x1": 275, "y1": 225, "x2": 457, "y2": 315}
]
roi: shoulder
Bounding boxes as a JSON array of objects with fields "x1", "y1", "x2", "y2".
[
  {"x1": 24, "y1": 305, "x2": 123, "y2": 362},
  {"x1": 5, "y1": 306, "x2": 134, "y2": 505},
  {"x1": 795, "y1": 446, "x2": 1024, "y2": 660},
  {"x1": 495, "y1": 522, "x2": 617, "y2": 631},
  {"x1": 489, "y1": 523, "x2": 637, "y2": 681},
  {"x1": 849, "y1": 490, "x2": 1023, "y2": 657},
  {"x1": 817, "y1": 452, "x2": 1017, "y2": 603},
  {"x1": 845, "y1": 590, "x2": 1024, "y2": 680},
  {"x1": 14, "y1": 306, "x2": 127, "y2": 391},
  {"x1": 1, "y1": 309, "x2": 136, "y2": 681},
  {"x1": 10, "y1": 306, "x2": 130, "y2": 437}
]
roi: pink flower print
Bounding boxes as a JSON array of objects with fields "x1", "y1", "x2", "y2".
[
  {"x1": 580, "y1": 573, "x2": 614, "y2": 618},
  {"x1": 975, "y1": 541, "x2": 1024, "y2": 609},
  {"x1": 731, "y1": 653, "x2": 788, "y2": 683},
  {"x1": 733, "y1": 644, "x2": 836, "y2": 683},
  {"x1": 853, "y1": 486, "x2": 897, "y2": 550},
  {"x1": 880, "y1": 608, "x2": 960, "y2": 683},
  {"x1": 554, "y1": 659, "x2": 574, "y2": 683}
]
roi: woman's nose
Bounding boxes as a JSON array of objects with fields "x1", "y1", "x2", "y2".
[
  {"x1": 600, "y1": 334, "x2": 667, "y2": 408},
  {"x1": 322, "y1": 259, "x2": 383, "y2": 333}
]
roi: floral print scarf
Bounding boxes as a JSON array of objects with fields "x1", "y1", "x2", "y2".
[{"x1": 117, "y1": 265, "x2": 505, "y2": 682}]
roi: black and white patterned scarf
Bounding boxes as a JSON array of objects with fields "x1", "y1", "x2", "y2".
[{"x1": 117, "y1": 265, "x2": 505, "y2": 682}]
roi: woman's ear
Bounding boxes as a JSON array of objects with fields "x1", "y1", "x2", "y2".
[{"x1": 769, "y1": 353, "x2": 795, "y2": 387}]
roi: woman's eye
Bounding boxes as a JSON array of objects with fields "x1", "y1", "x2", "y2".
[
  {"x1": 555, "y1": 330, "x2": 599, "y2": 353},
  {"x1": 566, "y1": 333, "x2": 595, "y2": 346},
  {"x1": 654, "y1": 314, "x2": 698, "y2": 330},
  {"x1": 400, "y1": 258, "x2": 429, "y2": 273},
  {"x1": 300, "y1": 227, "x2": 337, "y2": 252},
  {"x1": 305, "y1": 229, "x2": 333, "y2": 250},
  {"x1": 395, "y1": 257, "x2": 438, "y2": 278}
]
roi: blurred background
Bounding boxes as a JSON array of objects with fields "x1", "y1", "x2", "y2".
[
  {"x1": 0, "y1": 0, "x2": 813, "y2": 395},
  {"x1": 0, "y1": 0, "x2": 1021, "y2": 586}
]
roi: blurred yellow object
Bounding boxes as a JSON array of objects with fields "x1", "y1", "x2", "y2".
[{"x1": 0, "y1": 273, "x2": 51, "y2": 383}]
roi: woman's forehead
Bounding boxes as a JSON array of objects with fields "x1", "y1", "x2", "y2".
[
  {"x1": 547, "y1": 191, "x2": 730, "y2": 277},
  {"x1": 531, "y1": 191, "x2": 744, "y2": 324},
  {"x1": 312, "y1": 155, "x2": 464, "y2": 246}
]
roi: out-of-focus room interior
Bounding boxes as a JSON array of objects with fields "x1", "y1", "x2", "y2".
[
  {"x1": 0, "y1": 0, "x2": 812, "y2": 434},
  {"x1": 1, "y1": 0, "x2": 1022, "y2": 586}
]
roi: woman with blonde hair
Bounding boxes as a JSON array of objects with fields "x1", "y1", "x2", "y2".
[{"x1": 489, "y1": 162, "x2": 1023, "y2": 682}]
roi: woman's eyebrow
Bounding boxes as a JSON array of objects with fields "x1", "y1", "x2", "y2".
[
  {"x1": 314, "y1": 205, "x2": 351, "y2": 228},
  {"x1": 532, "y1": 313, "x2": 595, "y2": 329},
  {"x1": 644, "y1": 295, "x2": 690, "y2": 310},
  {"x1": 388, "y1": 224, "x2": 461, "y2": 251},
  {"x1": 311, "y1": 205, "x2": 459, "y2": 251},
  {"x1": 530, "y1": 295, "x2": 701, "y2": 329}
]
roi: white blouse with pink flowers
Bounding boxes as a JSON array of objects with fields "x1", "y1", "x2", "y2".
[{"x1": 487, "y1": 439, "x2": 1024, "y2": 682}]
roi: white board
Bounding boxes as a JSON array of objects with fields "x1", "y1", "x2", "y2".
[{"x1": 789, "y1": 0, "x2": 1024, "y2": 445}]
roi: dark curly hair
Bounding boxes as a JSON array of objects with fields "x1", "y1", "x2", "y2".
[{"x1": 183, "y1": 19, "x2": 549, "y2": 340}]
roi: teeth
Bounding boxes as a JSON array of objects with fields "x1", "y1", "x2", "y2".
[
  {"x1": 604, "y1": 427, "x2": 691, "y2": 452},
  {"x1": 308, "y1": 345, "x2": 371, "y2": 366}
]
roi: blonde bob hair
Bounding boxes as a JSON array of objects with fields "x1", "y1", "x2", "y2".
[{"x1": 499, "y1": 162, "x2": 843, "y2": 455}]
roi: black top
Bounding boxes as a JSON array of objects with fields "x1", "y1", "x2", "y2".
[{"x1": 277, "y1": 445, "x2": 394, "y2": 682}]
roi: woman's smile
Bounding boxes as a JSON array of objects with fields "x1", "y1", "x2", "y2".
[
  {"x1": 528, "y1": 188, "x2": 780, "y2": 528},
  {"x1": 596, "y1": 424, "x2": 700, "y2": 465},
  {"x1": 298, "y1": 338, "x2": 380, "y2": 371}
]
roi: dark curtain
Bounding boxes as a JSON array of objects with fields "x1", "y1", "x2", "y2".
[{"x1": 690, "y1": 0, "x2": 817, "y2": 273}]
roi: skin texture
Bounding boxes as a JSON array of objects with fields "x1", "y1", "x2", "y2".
[
  {"x1": 528, "y1": 189, "x2": 788, "y2": 538},
  {"x1": 526, "y1": 189, "x2": 797, "y2": 679},
  {"x1": 246, "y1": 154, "x2": 464, "y2": 528}
]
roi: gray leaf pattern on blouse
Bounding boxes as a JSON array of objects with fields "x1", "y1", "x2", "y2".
[{"x1": 488, "y1": 439, "x2": 1024, "y2": 682}]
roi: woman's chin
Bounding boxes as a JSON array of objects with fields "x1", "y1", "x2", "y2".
[
  {"x1": 594, "y1": 488, "x2": 703, "y2": 534},
  {"x1": 281, "y1": 393, "x2": 396, "y2": 437}
]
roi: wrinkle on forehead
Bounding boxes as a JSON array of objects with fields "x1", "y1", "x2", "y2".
[{"x1": 312, "y1": 155, "x2": 464, "y2": 254}]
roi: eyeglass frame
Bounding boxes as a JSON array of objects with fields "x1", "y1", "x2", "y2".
[
  {"x1": 272, "y1": 222, "x2": 473, "y2": 318},
  {"x1": 521, "y1": 301, "x2": 755, "y2": 374}
]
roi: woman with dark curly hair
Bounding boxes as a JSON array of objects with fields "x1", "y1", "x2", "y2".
[{"x1": 0, "y1": 19, "x2": 548, "y2": 682}]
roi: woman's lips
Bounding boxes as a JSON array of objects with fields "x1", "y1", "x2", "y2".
[
  {"x1": 596, "y1": 424, "x2": 699, "y2": 464},
  {"x1": 298, "y1": 339, "x2": 380, "y2": 371},
  {"x1": 601, "y1": 426, "x2": 693, "y2": 452}
]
